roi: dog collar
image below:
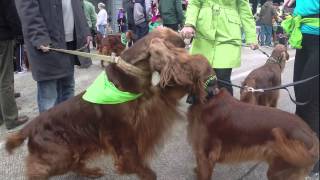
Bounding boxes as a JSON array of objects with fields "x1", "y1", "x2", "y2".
[
  {"x1": 204, "y1": 74, "x2": 217, "y2": 88},
  {"x1": 82, "y1": 71, "x2": 142, "y2": 104},
  {"x1": 267, "y1": 57, "x2": 283, "y2": 69}
]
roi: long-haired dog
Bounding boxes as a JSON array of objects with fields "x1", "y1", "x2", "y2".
[
  {"x1": 96, "y1": 33, "x2": 126, "y2": 68},
  {"x1": 188, "y1": 86, "x2": 319, "y2": 180},
  {"x1": 240, "y1": 44, "x2": 289, "y2": 107},
  {"x1": 5, "y1": 27, "x2": 214, "y2": 180}
]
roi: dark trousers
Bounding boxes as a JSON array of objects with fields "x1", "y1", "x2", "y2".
[
  {"x1": 214, "y1": 68, "x2": 233, "y2": 96},
  {"x1": 294, "y1": 34, "x2": 319, "y2": 173},
  {"x1": 135, "y1": 21, "x2": 148, "y2": 40},
  {"x1": 164, "y1": 23, "x2": 179, "y2": 31},
  {"x1": 0, "y1": 40, "x2": 18, "y2": 127}
]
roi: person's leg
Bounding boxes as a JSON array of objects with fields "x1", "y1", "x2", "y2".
[
  {"x1": 37, "y1": 79, "x2": 58, "y2": 113},
  {"x1": 136, "y1": 22, "x2": 149, "y2": 40},
  {"x1": 214, "y1": 68, "x2": 233, "y2": 95},
  {"x1": 163, "y1": 24, "x2": 179, "y2": 31},
  {"x1": 294, "y1": 34, "x2": 319, "y2": 173},
  {"x1": 260, "y1": 25, "x2": 266, "y2": 46},
  {"x1": 56, "y1": 74, "x2": 75, "y2": 104},
  {"x1": 0, "y1": 40, "x2": 28, "y2": 129},
  {"x1": 0, "y1": 40, "x2": 18, "y2": 126},
  {"x1": 265, "y1": 25, "x2": 273, "y2": 46},
  {"x1": 98, "y1": 25, "x2": 106, "y2": 37}
]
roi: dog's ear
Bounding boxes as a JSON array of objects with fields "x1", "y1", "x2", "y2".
[
  {"x1": 121, "y1": 35, "x2": 152, "y2": 65},
  {"x1": 188, "y1": 55, "x2": 216, "y2": 104},
  {"x1": 149, "y1": 38, "x2": 193, "y2": 88},
  {"x1": 281, "y1": 51, "x2": 290, "y2": 61}
]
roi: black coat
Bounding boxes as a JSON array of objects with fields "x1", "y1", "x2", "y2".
[
  {"x1": 0, "y1": 0, "x2": 22, "y2": 40},
  {"x1": 15, "y1": 0, "x2": 91, "y2": 81}
]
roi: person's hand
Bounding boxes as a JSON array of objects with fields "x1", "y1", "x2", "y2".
[
  {"x1": 38, "y1": 45, "x2": 50, "y2": 53},
  {"x1": 249, "y1": 43, "x2": 259, "y2": 50},
  {"x1": 181, "y1": 26, "x2": 195, "y2": 39},
  {"x1": 85, "y1": 36, "x2": 93, "y2": 47},
  {"x1": 283, "y1": 0, "x2": 295, "y2": 7}
]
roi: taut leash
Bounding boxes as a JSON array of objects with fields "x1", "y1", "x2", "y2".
[
  {"x1": 217, "y1": 74, "x2": 319, "y2": 106},
  {"x1": 48, "y1": 47, "x2": 150, "y2": 78}
]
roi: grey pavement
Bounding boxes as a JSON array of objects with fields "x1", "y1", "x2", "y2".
[{"x1": 0, "y1": 47, "x2": 298, "y2": 180}]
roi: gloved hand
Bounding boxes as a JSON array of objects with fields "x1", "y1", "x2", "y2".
[{"x1": 181, "y1": 26, "x2": 195, "y2": 39}]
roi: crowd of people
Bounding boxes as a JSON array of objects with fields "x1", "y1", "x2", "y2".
[{"x1": 0, "y1": 0, "x2": 318, "y2": 177}]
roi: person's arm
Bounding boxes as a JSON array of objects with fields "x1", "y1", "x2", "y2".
[
  {"x1": 284, "y1": 0, "x2": 296, "y2": 7},
  {"x1": 238, "y1": 0, "x2": 258, "y2": 46},
  {"x1": 14, "y1": 0, "x2": 51, "y2": 49},
  {"x1": 184, "y1": 0, "x2": 201, "y2": 28},
  {"x1": 175, "y1": 0, "x2": 184, "y2": 25},
  {"x1": 89, "y1": 5, "x2": 97, "y2": 28}
]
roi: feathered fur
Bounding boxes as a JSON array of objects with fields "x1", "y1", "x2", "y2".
[{"x1": 188, "y1": 88, "x2": 319, "y2": 180}]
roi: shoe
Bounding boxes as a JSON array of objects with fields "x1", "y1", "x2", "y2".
[
  {"x1": 6, "y1": 115, "x2": 29, "y2": 130},
  {"x1": 14, "y1": 92, "x2": 21, "y2": 98}
]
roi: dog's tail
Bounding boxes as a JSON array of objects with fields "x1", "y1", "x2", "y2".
[
  {"x1": 272, "y1": 127, "x2": 319, "y2": 168},
  {"x1": 5, "y1": 120, "x2": 33, "y2": 154}
]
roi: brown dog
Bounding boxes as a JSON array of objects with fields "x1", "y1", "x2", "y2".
[
  {"x1": 188, "y1": 87, "x2": 319, "y2": 180},
  {"x1": 96, "y1": 33, "x2": 126, "y2": 67},
  {"x1": 240, "y1": 44, "x2": 289, "y2": 107},
  {"x1": 5, "y1": 27, "x2": 214, "y2": 180}
]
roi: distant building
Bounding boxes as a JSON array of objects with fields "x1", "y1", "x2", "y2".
[{"x1": 88, "y1": 0, "x2": 122, "y2": 33}]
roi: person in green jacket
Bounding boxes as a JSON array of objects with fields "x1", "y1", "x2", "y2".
[
  {"x1": 84, "y1": 0, "x2": 97, "y2": 31},
  {"x1": 181, "y1": 0, "x2": 258, "y2": 95},
  {"x1": 84, "y1": 0, "x2": 97, "y2": 48},
  {"x1": 159, "y1": 0, "x2": 184, "y2": 31}
]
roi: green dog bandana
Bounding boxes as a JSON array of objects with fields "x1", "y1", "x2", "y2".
[{"x1": 83, "y1": 71, "x2": 142, "y2": 104}]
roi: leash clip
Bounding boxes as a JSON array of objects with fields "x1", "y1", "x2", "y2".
[{"x1": 246, "y1": 86, "x2": 264, "y2": 93}]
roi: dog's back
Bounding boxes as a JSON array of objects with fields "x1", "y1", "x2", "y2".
[
  {"x1": 188, "y1": 89, "x2": 319, "y2": 180},
  {"x1": 240, "y1": 64, "x2": 281, "y2": 107},
  {"x1": 240, "y1": 45, "x2": 288, "y2": 107}
]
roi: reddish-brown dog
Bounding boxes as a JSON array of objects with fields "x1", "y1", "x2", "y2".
[
  {"x1": 96, "y1": 33, "x2": 126, "y2": 67},
  {"x1": 5, "y1": 28, "x2": 214, "y2": 180},
  {"x1": 188, "y1": 87, "x2": 319, "y2": 180},
  {"x1": 240, "y1": 44, "x2": 289, "y2": 107}
]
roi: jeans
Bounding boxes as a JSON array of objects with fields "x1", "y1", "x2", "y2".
[
  {"x1": 0, "y1": 40, "x2": 18, "y2": 127},
  {"x1": 97, "y1": 25, "x2": 106, "y2": 36},
  {"x1": 260, "y1": 24, "x2": 272, "y2": 46},
  {"x1": 293, "y1": 34, "x2": 319, "y2": 173},
  {"x1": 37, "y1": 74, "x2": 75, "y2": 113}
]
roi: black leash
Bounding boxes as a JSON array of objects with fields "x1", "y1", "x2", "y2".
[
  {"x1": 217, "y1": 74, "x2": 319, "y2": 105},
  {"x1": 237, "y1": 162, "x2": 261, "y2": 180}
]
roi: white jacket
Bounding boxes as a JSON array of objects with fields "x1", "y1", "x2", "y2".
[{"x1": 96, "y1": 9, "x2": 108, "y2": 26}]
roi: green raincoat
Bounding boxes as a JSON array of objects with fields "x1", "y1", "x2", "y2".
[{"x1": 185, "y1": 0, "x2": 257, "y2": 68}]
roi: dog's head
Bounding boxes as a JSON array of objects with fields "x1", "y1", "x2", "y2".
[
  {"x1": 148, "y1": 38, "x2": 216, "y2": 104},
  {"x1": 120, "y1": 27, "x2": 185, "y2": 68},
  {"x1": 114, "y1": 27, "x2": 186, "y2": 93},
  {"x1": 270, "y1": 44, "x2": 289, "y2": 71}
]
